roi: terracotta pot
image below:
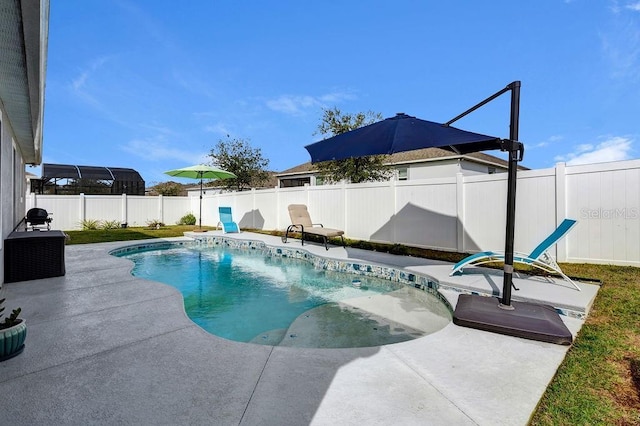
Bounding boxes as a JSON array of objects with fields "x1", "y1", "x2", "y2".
[{"x1": 0, "y1": 319, "x2": 27, "y2": 362}]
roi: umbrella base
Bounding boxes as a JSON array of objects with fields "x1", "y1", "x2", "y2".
[
  {"x1": 453, "y1": 294, "x2": 573, "y2": 345},
  {"x1": 193, "y1": 228, "x2": 208, "y2": 233}
]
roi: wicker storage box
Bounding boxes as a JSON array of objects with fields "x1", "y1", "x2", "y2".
[{"x1": 4, "y1": 230, "x2": 66, "y2": 283}]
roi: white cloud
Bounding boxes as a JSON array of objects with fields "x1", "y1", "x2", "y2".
[
  {"x1": 71, "y1": 71, "x2": 89, "y2": 92},
  {"x1": 530, "y1": 141, "x2": 549, "y2": 149},
  {"x1": 627, "y1": 2, "x2": 640, "y2": 12},
  {"x1": 600, "y1": 6, "x2": 640, "y2": 80},
  {"x1": 203, "y1": 123, "x2": 232, "y2": 136},
  {"x1": 70, "y1": 57, "x2": 110, "y2": 91},
  {"x1": 530, "y1": 135, "x2": 563, "y2": 149},
  {"x1": 266, "y1": 91, "x2": 356, "y2": 115},
  {"x1": 69, "y1": 56, "x2": 113, "y2": 109},
  {"x1": 554, "y1": 136, "x2": 634, "y2": 165},
  {"x1": 266, "y1": 95, "x2": 319, "y2": 115},
  {"x1": 121, "y1": 137, "x2": 208, "y2": 165},
  {"x1": 318, "y1": 92, "x2": 356, "y2": 103},
  {"x1": 575, "y1": 143, "x2": 595, "y2": 153}
]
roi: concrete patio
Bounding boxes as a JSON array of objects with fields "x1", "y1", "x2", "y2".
[{"x1": 0, "y1": 231, "x2": 600, "y2": 425}]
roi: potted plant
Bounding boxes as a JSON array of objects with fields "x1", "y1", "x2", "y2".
[{"x1": 0, "y1": 298, "x2": 26, "y2": 362}]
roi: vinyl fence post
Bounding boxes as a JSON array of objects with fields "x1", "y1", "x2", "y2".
[
  {"x1": 79, "y1": 193, "x2": 86, "y2": 230},
  {"x1": 342, "y1": 180, "x2": 348, "y2": 237},
  {"x1": 252, "y1": 188, "x2": 256, "y2": 228},
  {"x1": 390, "y1": 179, "x2": 397, "y2": 244},
  {"x1": 121, "y1": 193, "x2": 127, "y2": 226},
  {"x1": 555, "y1": 162, "x2": 568, "y2": 262},
  {"x1": 456, "y1": 172, "x2": 465, "y2": 253},
  {"x1": 275, "y1": 186, "x2": 281, "y2": 231}
]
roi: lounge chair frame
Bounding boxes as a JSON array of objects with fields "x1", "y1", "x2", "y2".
[
  {"x1": 282, "y1": 204, "x2": 345, "y2": 250},
  {"x1": 451, "y1": 219, "x2": 580, "y2": 290}
]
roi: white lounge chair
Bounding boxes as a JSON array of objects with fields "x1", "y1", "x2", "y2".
[{"x1": 451, "y1": 218, "x2": 580, "y2": 290}]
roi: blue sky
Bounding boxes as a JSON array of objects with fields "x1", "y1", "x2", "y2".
[{"x1": 37, "y1": 0, "x2": 640, "y2": 185}]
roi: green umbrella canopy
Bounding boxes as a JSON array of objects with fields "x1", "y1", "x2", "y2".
[
  {"x1": 164, "y1": 165, "x2": 236, "y2": 230},
  {"x1": 164, "y1": 164, "x2": 236, "y2": 180}
]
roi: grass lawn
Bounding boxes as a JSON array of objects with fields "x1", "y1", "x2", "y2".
[{"x1": 64, "y1": 226, "x2": 640, "y2": 425}]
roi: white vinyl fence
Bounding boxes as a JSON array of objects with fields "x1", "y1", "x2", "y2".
[{"x1": 27, "y1": 160, "x2": 640, "y2": 267}]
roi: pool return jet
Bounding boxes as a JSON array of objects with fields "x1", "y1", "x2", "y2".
[{"x1": 304, "y1": 81, "x2": 573, "y2": 345}]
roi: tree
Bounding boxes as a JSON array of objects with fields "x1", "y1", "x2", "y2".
[
  {"x1": 149, "y1": 181, "x2": 184, "y2": 196},
  {"x1": 314, "y1": 107, "x2": 392, "y2": 184},
  {"x1": 208, "y1": 137, "x2": 270, "y2": 191}
]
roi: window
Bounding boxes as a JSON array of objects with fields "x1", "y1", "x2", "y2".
[
  {"x1": 280, "y1": 177, "x2": 311, "y2": 188},
  {"x1": 315, "y1": 176, "x2": 325, "y2": 186},
  {"x1": 397, "y1": 167, "x2": 408, "y2": 181},
  {"x1": 488, "y1": 167, "x2": 496, "y2": 174}
]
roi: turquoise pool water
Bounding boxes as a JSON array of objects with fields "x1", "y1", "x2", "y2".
[{"x1": 118, "y1": 244, "x2": 451, "y2": 347}]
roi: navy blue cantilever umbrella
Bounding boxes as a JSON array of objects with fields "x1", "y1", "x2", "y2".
[
  {"x1": 305, "y1": 113, "x2": 502, "y2": 162},
  {"x1": 304, "y1": 100, "x2": 572, "y2": 345}
]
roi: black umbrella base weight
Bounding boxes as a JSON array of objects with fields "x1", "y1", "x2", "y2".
[{"x1": 453, "y1": 294, "x2": 573, "y2": 345}]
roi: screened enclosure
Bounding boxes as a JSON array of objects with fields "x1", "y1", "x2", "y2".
[{"x1": 31, "y1": 163, "x2": 145, "y2": 195}]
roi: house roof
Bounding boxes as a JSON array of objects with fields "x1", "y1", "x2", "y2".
[{"x1": 277, "y1": 147, "x2": 525, "y2": 176}]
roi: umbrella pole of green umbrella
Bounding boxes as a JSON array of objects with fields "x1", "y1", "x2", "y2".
[{"x1": 198, "y1": 175, "x2": 203, "y2": 229}]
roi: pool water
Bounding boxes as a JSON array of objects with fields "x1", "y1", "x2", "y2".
[{"x1": 119, "y1": 245, "x2": 451, "y2": 347}]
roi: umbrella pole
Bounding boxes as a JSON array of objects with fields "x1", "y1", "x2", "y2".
[
  {"x1": 199, "y1": 177, "x2": 203, "y2": 230},
  {"x1": 444, "y1": 80, "x2": 522, "y2": 307},
  {"x1": 500, "y1": 81, "x2": 521, "y2": 308}
]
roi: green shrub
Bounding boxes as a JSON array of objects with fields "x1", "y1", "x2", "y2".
[
  {"x1": 101, "y1": 220, "x2": 121, "y2": 230},
  {"x1": 178, "y1": 213, "x2": 196, "y2": 226},
  {"x1": 80, "y1": 219, "x2": 101, "y2": 230}
]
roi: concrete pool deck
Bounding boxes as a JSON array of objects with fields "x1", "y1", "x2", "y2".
[{"x1": 0, "y1": 232, "x2": 600, "y2": 425}]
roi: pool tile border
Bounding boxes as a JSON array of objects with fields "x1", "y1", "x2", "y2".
[{"x1": 109, "y1": 236, "x2": 586, "y2": 320}]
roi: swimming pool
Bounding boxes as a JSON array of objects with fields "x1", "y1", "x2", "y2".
[{"x1": 115, "y1": 242, "x2": 452, "y2": 348}]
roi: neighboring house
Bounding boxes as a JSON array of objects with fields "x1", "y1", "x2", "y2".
[
  {"x1": 1, "y1": 1, "x2": 49, "y2": 279},
  {"x1": 276, "y1": 147, "x2": 525, "y2": 187}
]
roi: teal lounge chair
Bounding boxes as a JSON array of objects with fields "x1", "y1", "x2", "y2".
[
  {"x1": 217, "y1": 207, "x2": 239, "y2": 233},
  {"x1": 450, "y1": 219, "x2": 580, "y2": 290}
]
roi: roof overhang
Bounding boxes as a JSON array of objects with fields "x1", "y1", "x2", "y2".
[{"x1": 0, "y1": 0, "x2": 49, "y2": 165}]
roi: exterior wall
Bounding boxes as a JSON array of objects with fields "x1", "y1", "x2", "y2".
[
  {"x1": 25, "y1": 159, "x2": 640, "y2": 267},
  {"x1": 459, "y1": 159, "x2": 502, "y2": 175},
  {"x1": 1, "y1": 109, "x2": 28, "y2": 282},
  {"x1": 1, "y1": 0, "x2": 49, "y2": 284},
  {"x1": 406, "y1": 160, "x2": 460, "y2": 180}
]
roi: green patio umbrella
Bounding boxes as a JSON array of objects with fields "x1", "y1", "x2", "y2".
[{"x1": 164, "y1": 164, "x2": 236, "y2": 230}]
